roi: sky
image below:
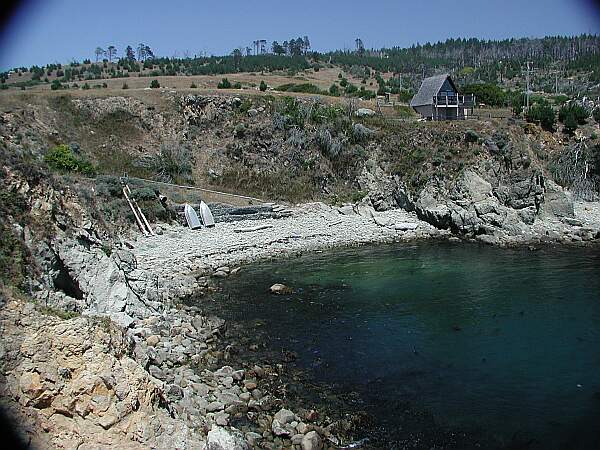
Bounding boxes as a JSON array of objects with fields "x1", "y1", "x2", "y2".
[{"x1": 0, "y1": 0, "x2": 599, "y2": 69}]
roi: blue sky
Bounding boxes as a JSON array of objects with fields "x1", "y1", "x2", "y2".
[{"x1": 1, "y1": 0, "x2": 599, "y2": 69}]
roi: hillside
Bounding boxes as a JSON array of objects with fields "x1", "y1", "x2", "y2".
[{"x1": 2, "y1": 34, "x2": 599, "y2": 105}]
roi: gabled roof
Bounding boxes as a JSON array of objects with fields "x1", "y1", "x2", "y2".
[{"x1": 410, "y1": 74, "x2": 457, "y2": 107}]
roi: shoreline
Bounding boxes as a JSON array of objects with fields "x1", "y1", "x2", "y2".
[
  {"x1": 3, "y1": 201, "x2": 600, "y2": 449},
  {"x1": 128, "y1": 200, "x2": 600, "y2": 303}
]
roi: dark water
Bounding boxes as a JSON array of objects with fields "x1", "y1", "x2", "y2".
[{"x1": 210, "y1": 242, "x2": 600, "y2": 449}]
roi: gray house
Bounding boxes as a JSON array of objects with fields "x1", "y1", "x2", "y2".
[{"x1": 410, "y1": 74, "x2": 475, "y2": 120}]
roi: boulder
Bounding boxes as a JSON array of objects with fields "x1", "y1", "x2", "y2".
[
  {"x1": 540, "y1": 181, "x2": 574, "y2": 218},
  {"x1": 355, "y1": 108, "x2": 376, "y2": 117},
  {"x1": 458, "y1": 170, "x2": 492, "y2": 202},
  {"x1": 207, "y1": 426, "x2": 249, "y2": 450},
  {"x1": 394, "y1": 222, "x2": 418, "y2": 231},
  {"x1": 337, "y1": 205, "x2": 355, "y2": 215},
  {"x1": 274, "y1": 408, "x2": 296, "y2": 425},
  {"x1": 301, "y1": 431, "x2": 323, "y2": 450},
  {"x1": 270, "y1": 284, "x2": 292, "y2": 295}
]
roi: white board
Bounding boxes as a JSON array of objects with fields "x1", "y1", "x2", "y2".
[
  {"x1": 199, "y1": 201, "x2": 215, "y2": 227},
  {"x1": 184, "y1": 204, "x2": 202, "y2": 230}
]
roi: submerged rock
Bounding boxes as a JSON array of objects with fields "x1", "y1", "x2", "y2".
[{"x1": 270, "y1": 284, "x2": 292, "y2": 295}]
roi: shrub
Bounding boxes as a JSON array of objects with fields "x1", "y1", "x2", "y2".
[
  {"x1": 232, "y1": 81, "x2": 242, "y2": 89},
  {"x1": 345, "y1": 83, "x2": 358, "y2": 94},
  {"x1": 96, "y1": 175, "x2": 123, "y2": 197},
  {"x1": 465, "y1": 129, "x2": 481, "y2": 143},
  {"x1": 143, "y1": 142, "x2": 192, "y2": 183},
  {"x1": 316, "y1": 128, "x2": 344, "y2": 158},
  {"x1": 339, "y1": 78, "x2": 348, "y2": 88},
  {"x1": 150, "y1": 79, "x2": 160, "y2": 88},
  {"x1": 275, "y1": 83, "x2": 325, "y2": 95},
  {"x1": 217, "y1": 78, "x2": 231, "y2": 89},
  {"x1": 286, "y1": 128, "x2": 307, "y2": 148},
  {"x1": 593, "y1": 108, "x2": 600, "y2": 124},
  {"x1": 190, "y1": 82, "x2": 197, "y2": 88},
  {"x1": 122, "y1": 82, "x2": 129, "y2": 89},
  {"x1": 273, "y1": 96, "x2": 305, "y2": 129},
  {"x1": 351, "y1": 123, "x2": 374, "y2": 143},
  {"x1": 329, "y1": 84, "x2": 340, "y2": 96},
  {"x1": 82, "y1": 82, "x2": 90, "y2": 90},
  {"x1": 563, "y1": 113, "x2": 578, "y2": 136},
  {"x1": 233, "y1": 123, "x2": 246, "y2": 138},
  {"x1": 50, "y1": 79, "x2": 62, "y2": 90},
  {"x1": 259, "y1": 80, "x2": 267, "y2": 92},
  {"x1": 559, "y1": 104, "x2": 589, "y2": 125},
  {"x1": 510, "y1": 92, "x2": 525, "y2": 116},
  {"x1": 461, "y1": 83, "x2": 506, "y2": 107},
  {"x1": 44, "y1": 144, "x2": 95, "y2": 175},
  {"x1": 526, "y1": 103, "x2": 555, "y2": 132},
  {"x1": 102, "y1": 82, "x2": 107, "y2": 88}
]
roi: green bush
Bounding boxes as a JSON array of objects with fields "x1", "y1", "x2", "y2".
[
  {"x1": 461, "y1": 83, "x2": 506, "y2": 107},
  {"x1": 232, "y1": 81, "x2": 242, "y2": 89},
  {"x1": 50, "y1": 79, "x2": 62, "y2": 90},
  {"x1": 217, "y1": 78, "x2": 232, "y2": 89},
  {"x1": 259, "y1": 80, "x2": 267, "y2": 92},
  {"x1": 594, "y1": 108, "x2": 600, "y2": 124},
  {"x1": 526, "y1": 103, "x2": 555, "y2": 132},
  {"x1": 562, "y1": 113, "x2": 578, "y2": 136},
  {"x1": 190, "y1": 82, "x2": 197, "y2": 88},
  {"x1": 272, "y1": 96, "x2": 305, "y2": 129},
  {"x1": 465, "y1": 129, "x2": 481, "y2": 143},
  {"x1": 150, "y1": 79, "x2": 160, "y2": 88},
  {"x1": 559, "y1": 104, "x2": 589, "y2": 125},
  {"x1": 275, "y1": 83, "x2": 325, "y2": 95},
  {"x1": 122, "y1": 82, "x2": 129, "y2": 89},
  {"x1": 397, "y1": 89, "x2": 413, "y2": 103},
  {"x1": 44, "y1": 144, "x2": 95, "y2": 175},
  {"x1": 345, "y1": 83, "x2": 358, "y2": 94},
  {"x1": 329, "y1": 84, "x2": 340, "y2": 96},
  {"x1": 82, "y1": 82, "x2": 90, "y2": 90}
]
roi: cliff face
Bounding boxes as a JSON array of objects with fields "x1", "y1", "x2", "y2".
[{"x1": 2, "y1": 91, "x2": 598, "y2": 315}]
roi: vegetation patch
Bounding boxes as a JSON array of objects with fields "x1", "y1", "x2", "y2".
[{"x1": 44, "y1": 144, "x2": 95, "y2": 175}]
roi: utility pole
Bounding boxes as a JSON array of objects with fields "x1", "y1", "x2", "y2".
[{"x1": 525, "y1": 61, "x2": 532, "y2": 111}]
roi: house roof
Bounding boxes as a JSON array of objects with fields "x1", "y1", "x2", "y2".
[{"x1": 410, "y1": 74, "x2": 457, "y2": 107}]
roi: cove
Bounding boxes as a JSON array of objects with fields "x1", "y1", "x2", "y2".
[{"x1": 207, "y1": 242, "x2": 600, "y2": 449}]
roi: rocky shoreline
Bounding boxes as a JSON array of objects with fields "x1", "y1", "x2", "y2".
[{"x1": 2, "y1": 196, "x2": 600, "y2": 449}]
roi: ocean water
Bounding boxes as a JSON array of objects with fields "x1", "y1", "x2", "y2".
[{"x1": 209, "y1": 242, "x2": 600, "y2": 449}]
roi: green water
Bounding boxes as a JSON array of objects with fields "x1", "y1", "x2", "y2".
[{"x1": 213, "y1": 242, "x2": 600, "y2": 449}]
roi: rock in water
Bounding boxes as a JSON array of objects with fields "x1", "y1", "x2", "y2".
[
  {"x1": 207, "y1": 426, "x2": 249, "y2": 450},
  {"x1": 270, "y1": 284, "x2": 292, "y2": 295}
]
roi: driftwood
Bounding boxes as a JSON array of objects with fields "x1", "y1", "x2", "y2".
[
  {"x1": 233, "y1": 224, "x2": 274, "y2": 233},
  {"x1": 123, "y1": 187, "x2": 149, "y2": 236}
]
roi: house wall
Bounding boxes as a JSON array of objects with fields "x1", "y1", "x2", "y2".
[
  {"x1": 413, "y1": 105, "x2": 432, "y2": 118},
  {"x1": 438, "y1": 78, "x2": 457, "y2": 95}
]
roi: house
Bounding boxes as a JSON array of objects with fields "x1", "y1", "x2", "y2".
[{"x1": 410, "y1": 74, "x2": 475, "y2": 120}]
